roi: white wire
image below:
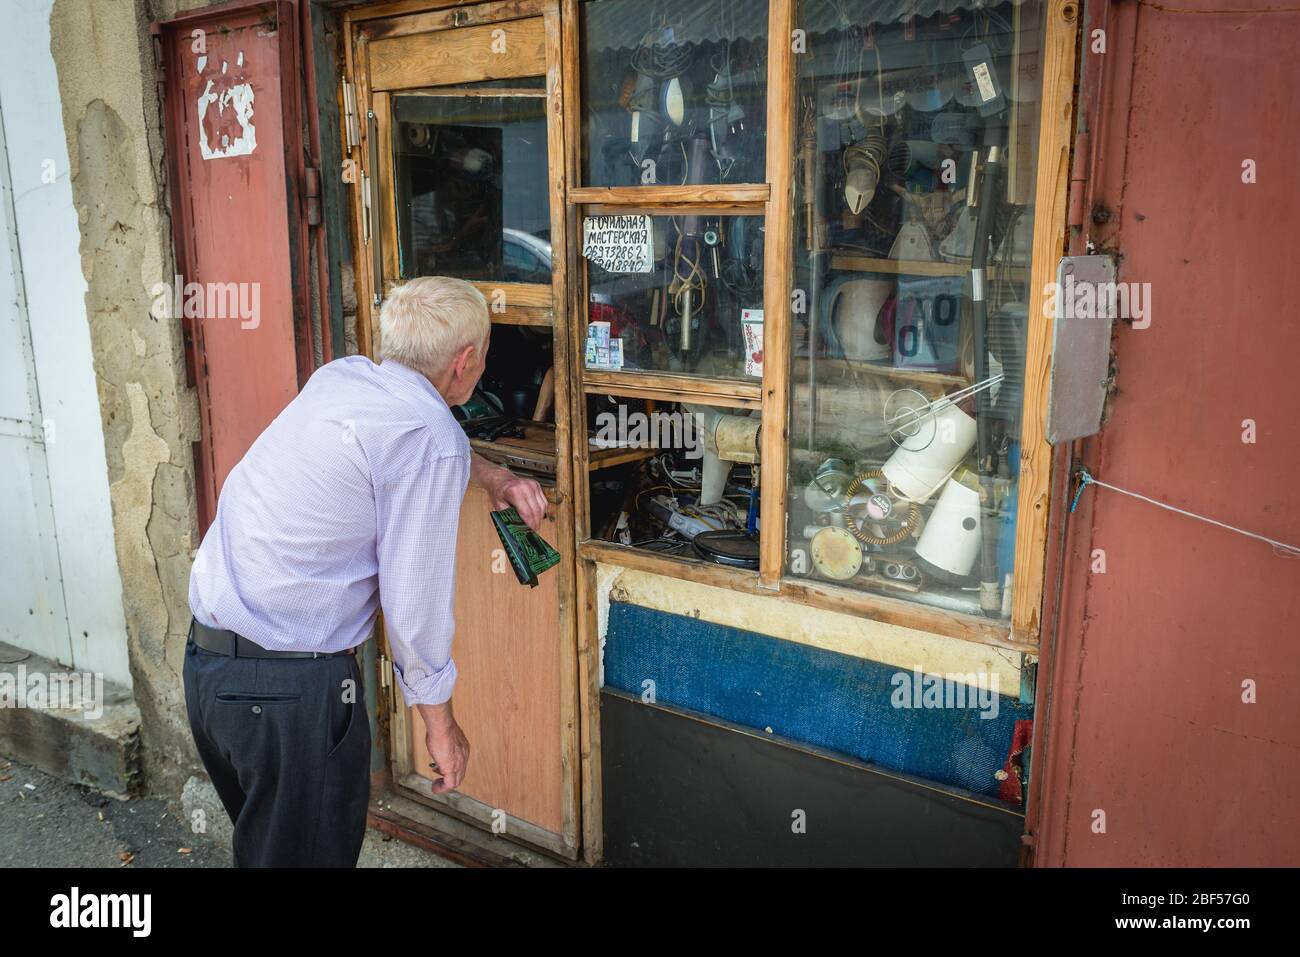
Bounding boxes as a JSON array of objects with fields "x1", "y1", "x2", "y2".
[
  {"x1": 1077, "y1": 471, "x2": 1300, "y2": 559},
  {"x1": 883, "y1": 374, "x2": 1004, "y2": 435}
]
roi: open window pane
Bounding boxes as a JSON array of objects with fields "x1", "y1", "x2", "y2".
[
  {"x1": 785, "y1": 0, "x2": 1044, "y2": 620},
  {"x1": 392, "y1": 86, "x2": 550, "y2": 282},
  {"x1": 582, "y1": 212, "x2": 765, "y2": 380},
  {"x1": 579, "y1": 0, "x2": 769, "y2": 187}
]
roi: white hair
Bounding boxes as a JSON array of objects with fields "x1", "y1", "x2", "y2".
[{"x1": 378, "y1": 276, "x2": 489, "y2": 378}]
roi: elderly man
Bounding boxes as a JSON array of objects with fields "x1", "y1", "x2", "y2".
[{"x1": 184, "y1": 276, "x2": 547, "y2": 867}]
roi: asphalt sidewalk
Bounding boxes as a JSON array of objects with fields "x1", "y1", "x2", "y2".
[{"x1": 0, "y1": 752, "x2": 456, "y2": 868}]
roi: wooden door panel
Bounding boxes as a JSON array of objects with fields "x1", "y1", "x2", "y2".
[
  {"x1": 356, "y1": 0, "x2": 577, "y2": 857},
  {"x1": 369, "y1": 17, "x2": 547, "y2": 90},
  {"x1": 407, "y1": 483, "x2": 564, "y2": 833}
]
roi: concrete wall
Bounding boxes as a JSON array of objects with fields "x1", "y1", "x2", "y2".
[
  {"x1": 46, "y1": 0, "x2": 221, "y2": 793},
  {"x1": 33, "y1": 0, "x2": 356, "y2": 797}
]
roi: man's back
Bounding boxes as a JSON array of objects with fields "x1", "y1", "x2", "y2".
[
  {"x1": 181, "y1": 276, "x2": 516, "y2": 866},
  {"x1": 189, "y1": 355, "x2": 470, "y2": 656}
]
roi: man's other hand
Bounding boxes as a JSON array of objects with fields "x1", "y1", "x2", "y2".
[
  {"x1": 417, "y1": 701, "x2": 469, "y2": 794},
  {"x1": 490, "y1": 473, "x2": 548, "y2": 531},
  {"x1": 471, "y1": 453, "x2": 548, "y2": 531}
]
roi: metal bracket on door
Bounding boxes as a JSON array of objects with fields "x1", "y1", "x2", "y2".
[
  {"x1": 367, "y1": 110, "x2": 383, "y2": 306},
  {"x1": 341, "y1": 78, "x2": 359, "y2": 153}
]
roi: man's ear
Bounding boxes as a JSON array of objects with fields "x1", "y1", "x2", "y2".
[{"x1": 451, "y1": 343, "x2": 477, "y2": 380}]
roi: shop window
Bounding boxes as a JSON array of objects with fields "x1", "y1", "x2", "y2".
[
  {"x1": 576, "y1": 0, "x2": 771, "y2": 568},
  {"x1": 582, "y1": 212, "x2": 765, "y2": 379},
  {"x1": 571, "y1": 0, "x2": 1058, "y2": 639},
  {"x1": 784, "y1": 1, "x2": 1044, "y2": 619},
  {"x1": 586, "y1": 391, "x2": 762, "y2": 567},
  {"x1": 392, "y1": 83, "x2": 550, "y2": 282},
  {"x1": 579, "y1": 0, "x2": 770, "y2": 187}
]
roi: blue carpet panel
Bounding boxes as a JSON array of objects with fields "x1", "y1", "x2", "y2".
[{"x1": 603, "y1": 602, "x2": 1032, "y2": 799}]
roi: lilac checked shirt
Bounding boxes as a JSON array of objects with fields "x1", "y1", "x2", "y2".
[{"x1": 189, "y1": 356, "x2": 471, "y2": 706}]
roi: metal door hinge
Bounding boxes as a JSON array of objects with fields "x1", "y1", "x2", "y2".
[
  {"x1": 1067, "y1": 129, "x2": 1091, "y2": 230},
  {"x1": 376, "y1": 653, "x2": 395, "y2": 710},
  {"x1": 342, "y1": 78, "x2": 359, "y2": 153},
  {"x1": 305, "y1": 166, "x2": 321, "y2": 225},
  {"x1": 361, "y1": 170, "x2": 372, "y2": 243},
  {"x1": 0, "y1": 415, "x2": 40, "y2": 443}
]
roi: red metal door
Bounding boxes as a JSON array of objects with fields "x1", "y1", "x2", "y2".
[
  {"x1": 155, "y1": 0, "x2": 312, "y2": 530},
  {"x1": 1031, "y1": 0, "x2": 1300, "y2": 866}
]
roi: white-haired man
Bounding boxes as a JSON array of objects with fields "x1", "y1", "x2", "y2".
[{"x1": 184, "y1": 277, "x2": 546, "y2": 867}]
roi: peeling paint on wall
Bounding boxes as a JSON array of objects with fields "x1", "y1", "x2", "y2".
[{"x1": 110, "y1": 383, "x2": 171, "y2": 639}]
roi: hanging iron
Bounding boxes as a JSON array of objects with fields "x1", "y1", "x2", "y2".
[{"x1": 705, "y1": 44, "x2": 745, "y2": 178}]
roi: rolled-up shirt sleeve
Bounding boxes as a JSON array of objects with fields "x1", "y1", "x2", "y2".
[{"x1": 374, "y1": 452, "x2": 470, "y2": 706}]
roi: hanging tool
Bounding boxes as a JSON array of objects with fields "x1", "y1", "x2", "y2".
[
  {"x1": 968, "y1": 106, "x2": 1007, "y2": 617},
  {"x1": 672, "y1": 132, "x2": 715, "y2": 352}
]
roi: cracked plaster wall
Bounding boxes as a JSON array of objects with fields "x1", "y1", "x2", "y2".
[{"x1": 48, "y1": 0, "x2": 221, "y2": 794}]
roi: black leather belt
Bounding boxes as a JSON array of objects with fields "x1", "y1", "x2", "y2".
[{"x1": 189, "y1": 619, "x2": 355, "y2": 659}]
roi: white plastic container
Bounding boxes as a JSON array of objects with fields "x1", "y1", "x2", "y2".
[
  {"x1": 881, "y1": 403, "x2": 976, "y2": 502},
  {"x1": 914, "y1": 478, "x2": 982, "y2": 578}
]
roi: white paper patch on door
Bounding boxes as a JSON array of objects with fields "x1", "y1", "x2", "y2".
[
  {"x1": 198, "y1": 77, "x2": 257, "y2": 160},
  {"x1": 582, "y1": 215, "x2": 653, "y2": 273}
]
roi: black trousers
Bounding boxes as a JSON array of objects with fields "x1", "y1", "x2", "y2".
[{"x1": 182, "y1": 631, "x2": 372, "y2": 867}]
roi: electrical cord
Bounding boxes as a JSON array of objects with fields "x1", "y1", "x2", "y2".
[{"x1": 631, "y1": 35, "x2": 693, "y2": 80}]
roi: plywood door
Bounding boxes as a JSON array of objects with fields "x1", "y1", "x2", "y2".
[{"x1": 409, "y1": 483, "x2": 564, "y2": 835}]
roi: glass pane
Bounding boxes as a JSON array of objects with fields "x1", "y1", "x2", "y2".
[
  {"x1": 586, "y1": 394, "x2": 762, "y2": 567},
  {"x1": 785, "y1": 1, "x2": 1045, "y2": 620},
  {"x1": 582, "y1": 212, "x2": 764, "y2": 379},
  {"x1": 579, "y1": 0, "x2": 769, "y2": 187},
  {"x1": 392, "y1": 89, "x2": 550, "y2": 282}
]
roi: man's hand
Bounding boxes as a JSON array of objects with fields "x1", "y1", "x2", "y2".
[
  {"x1": 471, "y1": 453, "x2": 548, "y2": 531},
  {"x1": 417, "y1": 701, "x2": 469, "y2": 794}
]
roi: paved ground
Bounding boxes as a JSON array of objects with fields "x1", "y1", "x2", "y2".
[{"x1": 0, "y1": 753, "x2": 457, "y2": 868}]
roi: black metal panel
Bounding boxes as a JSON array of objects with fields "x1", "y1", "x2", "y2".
[{"x1": 600, "y1": 690, "x2": 1024, "y2": 867}]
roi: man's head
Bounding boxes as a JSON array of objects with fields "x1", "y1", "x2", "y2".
[{"x1": 378, "y1": 276, "x2": 490, "y2": 406}]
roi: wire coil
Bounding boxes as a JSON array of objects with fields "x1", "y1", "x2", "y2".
[{"x1": 843, "y1": 470, "x2": 922, "y2": 546}]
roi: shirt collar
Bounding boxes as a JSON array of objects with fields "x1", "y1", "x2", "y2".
[{"x1": 378, "y1": 359, "x2": 455, "y2": 422}]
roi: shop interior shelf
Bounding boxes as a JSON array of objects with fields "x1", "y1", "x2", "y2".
[
  {"x1": 828, "y1": 250, "x2": 1029, "y2": 282},
  {"x1": 792, "y1": 355, "x2": 970, "y2": 391}
]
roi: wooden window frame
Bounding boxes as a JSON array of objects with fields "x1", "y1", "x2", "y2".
[
  {"x1": 566, "y1": 0, "x2": 1080, "y2": 655},
  {"x1": 341, "y1": 0, "x2": 1080, "y2": 864}
]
